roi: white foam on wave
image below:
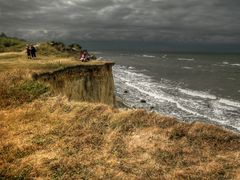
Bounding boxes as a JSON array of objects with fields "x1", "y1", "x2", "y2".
[
  {"x1": 128, "y1": 66, "x2": 135, "y2": 70},
  {"x1": 116, "y1": 72, "x2": 168, "y2": 93},
  {"x1": 211, "y1": 100, "x2": 237, "y2": 111},
  {"x1": 127, "y1": 81, "x2": 211, "y2": 118},
  {"x1": 182, "y1": 67, "x2": 193, "y2": 70},
  {"x1": 90, "y1": 51, "x2": 103, "y2": 55},
  {"x1": 96, "y1": 57, "x2": 103, "y2": 60},
  {"x1": 218, "y1": 98, "x2": 240, "y2": 108},
  {"x1": 178, "y1": 58, "x2": 194, "y2": 61},
  {"x1": 118, "y1": 73, "x2": 208, "y2": 118},
  {"x1": 179, "y1": 88, "x2": 217, "y2": 99},
  {"x1": 125, "y1": 82, "x2": 166, "y2": 103},
  {"x1": 123, "y1": 70, "x2": 149, "y2": 79},
  {"x1": 114, "y1": 66, "x2": 173, "y2": 90},
  {"x1": 162, "y1": 54, "x2": 167, "y2": 58},
  {"x1": 223, "y1": 61, "x2": 229, "y2": 65},
  {"x1": 231, "y1": 64, "x2": 240, "y2": 67},
  {"x1": 142, "y1": 54, "x2": 155, "y2": 58}
]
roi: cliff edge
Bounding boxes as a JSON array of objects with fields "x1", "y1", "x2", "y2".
[{"x1": 32, "y1": 62, "x2": 116, "y2": 106}]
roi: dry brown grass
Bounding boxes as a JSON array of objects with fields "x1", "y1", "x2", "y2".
[
  {"x1": 0, "y1": 52, "x2": 77, "y2": 73},
  {"x1": 0, "y1": 51, "x2": 112, "y2": 73},
  {"x1": 0, "y1": 95, "x2": 239, "y2": 179},
  {"x1": 0, "y1": 52, "x2": 240, "y2": 179}
]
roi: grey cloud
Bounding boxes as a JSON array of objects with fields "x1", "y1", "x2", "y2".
[{"x1": 0, "y1": 0, "x2": 239, "y2": 51}]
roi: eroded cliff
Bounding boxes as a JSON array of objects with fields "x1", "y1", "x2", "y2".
[{"x1": 32, "y1": 62, "x2": 116, "y2": 106}]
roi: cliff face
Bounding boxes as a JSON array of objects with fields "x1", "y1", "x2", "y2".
[{"x1": 32, "y1": 62, "x2": 116, "y2": 106}]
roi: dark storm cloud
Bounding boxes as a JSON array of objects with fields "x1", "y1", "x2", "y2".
[{"x1": 0, "y1": 0, "x2": 239, "y2": 47}]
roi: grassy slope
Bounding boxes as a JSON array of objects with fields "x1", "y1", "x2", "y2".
[
  {"x1": 1, "y1": 95, "x2": 240, "y2": 179},
  {"x1": 0, "y1": 36, "x2": 26, "y2": 52},
  {"x1": 0, "y1": 53, "x2": 240, "y2": 179}
]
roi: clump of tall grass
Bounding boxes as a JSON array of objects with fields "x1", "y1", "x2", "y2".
[
  {"x1": 37, "y1": 42, "x2": 76, "y2": 58},
  {"x1": 37, "y1": 43, "x2": 63, "y2": 56}
]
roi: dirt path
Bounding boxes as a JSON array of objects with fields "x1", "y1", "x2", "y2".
[{"x1": 0, "y1": 51, "x2": 25, "y2": 56}]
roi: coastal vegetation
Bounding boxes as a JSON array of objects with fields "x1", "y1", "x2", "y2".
[
  {"x1": 0, "y1": 33, "x2": 26, "y2": 52},
  {"x1": 0, "y1": 39, "x2": 239, "y2": 179},
  {"x1": 37, "y1": 41, "x2": 82, "y2": 57},
  {"x1": 0, "y1": 33, "x2": 82, "y2": 58}
]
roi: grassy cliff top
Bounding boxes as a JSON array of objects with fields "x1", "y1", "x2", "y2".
[
  {"x1": 0, "y1": 36, "x2": 107, "y2": 73},
  {"x1": 0, "y1": 50, "x2": 112, "y2": 73}
]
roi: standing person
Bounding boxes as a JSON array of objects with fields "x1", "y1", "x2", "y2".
[
  {"x1": 30, "y1": 45, "x2": 37, "y2": 59},
  {"x1": 26, "y1": 45, "x2": 31, "y2": 59}
]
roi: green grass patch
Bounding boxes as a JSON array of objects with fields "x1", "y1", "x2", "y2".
[
  {"x1": 19, "y1": 80, "x2": 48, "y2": 98},
  {"x1": 0, "y1": 80, "x2": 49, "y2": 109}
]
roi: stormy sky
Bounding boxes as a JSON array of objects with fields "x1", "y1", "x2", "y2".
[{"x1": 0, "y1": 0, "x2": 239, "y2": 52}]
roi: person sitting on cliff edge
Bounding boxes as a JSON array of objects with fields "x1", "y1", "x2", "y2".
[{"x1": 80, "y1": 50, "x2": 90, "y2": 62}]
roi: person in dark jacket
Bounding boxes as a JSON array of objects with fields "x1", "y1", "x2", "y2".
[
  {"x1": 30, "y1": 45, "x2": 37, "y2": 58},
  {"x1": 26, "y1": 45, "x2": 31, "y2": 59}
]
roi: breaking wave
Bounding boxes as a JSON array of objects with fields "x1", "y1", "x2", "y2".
[
  {"x1": 178, "y1": 58, "x2": 194, "y2": 61},
  {"x1": 142, "y1": 54, "x2": 156, "y2": 58},
  {"x1": 113, "y1": 65, "x2": 240, "y2": 131}
]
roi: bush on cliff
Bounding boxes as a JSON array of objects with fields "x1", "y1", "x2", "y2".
[
  {"x1": 37, "y1": 42, "x2": 62, "y2": 56},
  {"x1": 0, "y1": 33, "x2": 26, "y2": 52},
  {"x1": 50, "y1": 41, "x2": 82, "y2": 52},
  {"x1": 37, "y1": 41, "x2": 82, "y2": 57}
]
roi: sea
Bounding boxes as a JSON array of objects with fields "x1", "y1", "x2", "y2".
[{"x1": 92, "y1": 50, "x2": 240, "y2": 132}]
